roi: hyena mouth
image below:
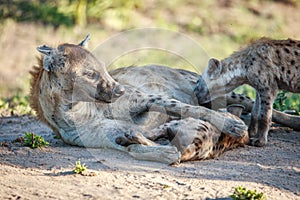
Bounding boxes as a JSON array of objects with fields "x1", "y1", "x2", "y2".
[{"x1": 95, "y1": 86, "x2": 125, "y2": 103}]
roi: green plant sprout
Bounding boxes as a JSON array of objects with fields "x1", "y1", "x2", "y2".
[
  {"x1": 231, "y1": 186, "x2": 266, "y2": 200},
  {"x1": 74, "y1": 160, "x2": 87, "y2": 174},
  {"x1": 23, "y1": 132, "x2": 49, "y2": 148}
]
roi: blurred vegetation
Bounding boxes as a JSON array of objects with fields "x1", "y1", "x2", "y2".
[
  {"x1": 0, "y1": 0, "x2": 143, "y2": 29},
  {"x1": 0, "y1": 94, "x2": 33, "y2": 116},
  {"x1": 0, "y1": 0, "x2": 298, "y2": 30},
  {"x1": 235, "y1": 87, "x2": 300, "y2": 114},
  {"x1": 0, "y1": 1, "x2": 73, "y2": 27},
  {"x1": 0, "y1": 0, "x2": 299, "y2": 116},
  {"x1": 273, "y1": 91, "x2": 300, "y2": 114}
]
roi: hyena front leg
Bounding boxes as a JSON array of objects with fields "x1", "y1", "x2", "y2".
[
  {"x1": 249, "y1": 88, "x2": 277, "y2": 147},
  {"x1": 130, "y1": 93, "x2": 248, "y2": 138},
  {"x1": 126, "y1": 144, "x2": 181, "y2": 164}
]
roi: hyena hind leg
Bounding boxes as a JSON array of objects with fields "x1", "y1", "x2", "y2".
[{"x1": 152, "y1": 118, "x2": 220, "y2": 162}]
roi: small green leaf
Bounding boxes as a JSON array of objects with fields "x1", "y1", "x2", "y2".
[
  {"x1": 74, "y1": 160, "x2": 87, "y2": 174},
  {"x1": 23, "y1": 132, "x2": 49, "y2": 148},
  {"x1": 231, "y1": 186, "x2": 266, "y2": 200}
]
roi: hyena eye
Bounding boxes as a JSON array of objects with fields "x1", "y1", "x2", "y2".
[{"x1": 83, "y1": 70, "x2": 98, "y2": 80}]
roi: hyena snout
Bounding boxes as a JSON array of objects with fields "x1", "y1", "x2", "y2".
[
  {"x1": 112, "y1": 84, "x2": 125, "y2": 98},
  {"x1": 96, "y1": 82, "x2": 125, "y2": 102}
]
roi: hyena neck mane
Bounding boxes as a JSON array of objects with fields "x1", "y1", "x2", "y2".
[
  {"x1": 30, "y1": 56, "x2": 98, "y2": 138},
  {"x1": 30, "y1": 56, "x2": 62, "y2": 136}
]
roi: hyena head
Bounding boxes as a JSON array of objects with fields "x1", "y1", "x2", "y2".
[
  {"x1": 37, "y1": 34, "x2": 125, "y2": 103},
  {"x1": 195, "y1": 58, "x2": 229, "y2": 104}
]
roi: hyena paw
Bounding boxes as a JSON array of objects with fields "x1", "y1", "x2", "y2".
[
  {"x1": 223, "y1": 118, "x2": 248, "y2": 138},
  {"x1": 248, "y1": 137, "x2": 267, "y2": 147}
]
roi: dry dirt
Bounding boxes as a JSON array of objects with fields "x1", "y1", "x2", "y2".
[{"x1": 0, "y1": 115, "x2": 299, "y2": 200}]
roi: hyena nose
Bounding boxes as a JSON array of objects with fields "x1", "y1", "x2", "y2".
[{"x1": 112, "y1": 84, "x2": 125, "y2": 97}]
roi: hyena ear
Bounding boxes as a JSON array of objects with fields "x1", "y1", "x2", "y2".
[
  {"x1": 37, "y1": 45, "x2": 53, "y2": 56},
  {"x1": 37, "y1": 45, "x2": 64, "y2": 72},
  {"x1": 207, "y1": 58, "x2": 222, "y2": 79},
  {"x1": 78, "y1": 33, "x2": 91, "y2": 48},
  {"x1": 37, "y1": 45, "x2": 55, "y2": 71}
]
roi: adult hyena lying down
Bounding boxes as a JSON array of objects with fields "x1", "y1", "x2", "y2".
[
  {"x1": 195, "y1": 38, "x2": 300, "y2": 147},
  {"x1": 30, "y1": 35, "x2": 248, "y2": 164}
]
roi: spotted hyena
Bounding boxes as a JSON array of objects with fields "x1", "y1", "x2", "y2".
[
  {"x1": 30, "y1": 35, "x2": 248, "y2": 164},
  {"x1": 195, "y1": 38, "x2": 300, "y2": 147}
]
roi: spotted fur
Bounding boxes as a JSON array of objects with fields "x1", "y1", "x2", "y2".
[{"x1": 195, "y1": 38, "x2": 300, "y2": 147}]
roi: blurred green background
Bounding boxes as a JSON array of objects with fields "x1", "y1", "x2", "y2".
[{"x1": 0, "y1": 0, "x2": 299, "y2": 115}]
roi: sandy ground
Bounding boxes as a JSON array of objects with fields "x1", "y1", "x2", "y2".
[{"x1": 0, "y1": 115, "x2": 299, "y2": 200}]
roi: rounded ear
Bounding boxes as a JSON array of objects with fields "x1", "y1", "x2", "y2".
[
  {"x1": 37, "y1": 45, "x2": 65, "y2": 72},
  {"x1": 78, "y1": 33, "x2": 91, "y2": 48},
  {"x1": 37, "y1": 45, "x2": 53, "y2": 56},
  {"x1": 37, "y1": 45, "x2": 55, "y2": 71},
  {"x1": 207, "y1": 58, "x2": 222, "y2": 79}
]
